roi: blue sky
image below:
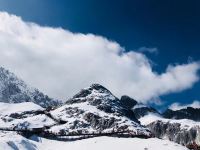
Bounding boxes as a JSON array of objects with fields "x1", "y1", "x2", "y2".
[{"x1": 0, "y1": 0, "x2": 199, "y2": 110}]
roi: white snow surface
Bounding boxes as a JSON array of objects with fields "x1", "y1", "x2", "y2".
[
  {"x1": 0, "y1": 131, "x2": 188, "y2": 150},
  {"x1": 0, "y1": 102, "x2": 44, "y2": 115},
  {"x1": 0, "y1": 114, "x2": 56, "y2": 129}
]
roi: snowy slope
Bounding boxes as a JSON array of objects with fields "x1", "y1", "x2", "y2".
[
  {"x1": 38, "y1": 136, "x2": 188, "y2": 150},
  {"x1": 0, "y1": 102, "x2": 56, "y2": 130},
  {"x1": 0, "y1": 67, "x2": 61, "y2": 108},
  {"x1": 0, "y1": 102, "x2": 44, "y2": 115},
  {"x1": 49, "y1": 84, "x2": 151, "y2": 137},
  {"x1": 0, "y1": 131, "x2": 188, "y2": 150}
]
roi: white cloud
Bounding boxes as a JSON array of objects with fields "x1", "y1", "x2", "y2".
[
  {"x1": 169, "y1": 101, "x2": 200, "y2": 111},
  {"x1": 0, "y1": 12, "x2": 199, "y2": 103}
]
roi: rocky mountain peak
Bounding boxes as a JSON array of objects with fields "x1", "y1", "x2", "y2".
[
  {"x1": 67, "y1": 83, "x2": 118, "y2": 107},
  {"x1": 72, "y1": 83, "x2": 113, "y2": 99},
  {"x1": 90, "y1": 83, "x2": 110, "y2": 92},
  {"x1": 52, "y1": 84, "x2": 151, "y2": 137}
]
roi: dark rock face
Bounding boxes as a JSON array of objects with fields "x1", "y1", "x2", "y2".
[
  {"x1": 147, "y1": 121, "x2": 200, "y2": 148},
  {"x1": 72, "y1": 84, "x2": 111, "y2": 100},
  {"x1": 0, "y1": 67, "x2": 61, "y2": 108},
  {"x1": 120, "y1": 95, "x2": 160, "y2": 120},
  {"x1": 163, "y1": 107, "x2": 200, "y2": 121},
  {"x1": 120, "y1": 95, "x2": 137, "y2": 109},
  {"x1": 8, "y1": 110, "x2": 45, "y2": 119},
  {"x1": 133, "y1": 107, "x2": 159, "y2": 119},
  {"x1": 83, "y1": 113, "x2": 116, "y2": 130}
]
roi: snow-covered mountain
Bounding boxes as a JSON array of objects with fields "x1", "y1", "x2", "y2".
[
  {"x1": 49, "y1": 84, "x2": 151, "y2": 137},
  {"x1": 0, "y1": 77, "x2": 199, "y2": 150},
  {"x1": 0, "y1": 67, "x2": 61, "y2": 108}
]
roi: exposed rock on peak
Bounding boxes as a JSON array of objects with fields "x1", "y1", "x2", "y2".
[
  {"x1": 71, "y1": 83, "x2": 113, "y2": 99},
  {"x1": 90, "y1": 83, "x2": 110, "y2": 91},
  {"x1": 66, "y1": 83, "x2": 121, "y2": 113}
]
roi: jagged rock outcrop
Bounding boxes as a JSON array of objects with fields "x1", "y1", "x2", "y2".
[{"x1": 0, "y1": 67, "x2": 61, "y2": 108}]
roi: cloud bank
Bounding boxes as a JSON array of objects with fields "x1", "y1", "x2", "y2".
[
  {"x1": 0, "y1": 12, "x2": 199, "y2": 103},
  {"x1": 169, "y1": 101, "x2": 200, "y2": 110}
]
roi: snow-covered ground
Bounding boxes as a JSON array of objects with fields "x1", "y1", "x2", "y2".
[
  {"x1": 39, "y1": 136, "x2": 188, "y2": 150},
  {"x1": 0, "y1": 131, "x2": 188, "y2": 150}
]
